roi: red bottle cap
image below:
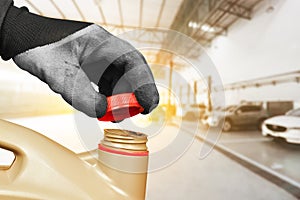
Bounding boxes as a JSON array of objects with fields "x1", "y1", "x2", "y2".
[{"x1": 98, "y1": 93, "x2": 144, "y2": 122}]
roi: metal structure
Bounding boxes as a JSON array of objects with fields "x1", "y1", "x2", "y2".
[
  {"x1": 188, "y1": 70, "x2": 300, "y2": 97},
  {"x1": 221, "y1": 70, "x2": 300, "y2": 91},
  {"x1": 24, "y1": 0, "x2": 263, "y2": 49},
  {"x1": 94, "y1": 0, "x2": 107, "y2": 25},
  {"x1": 187, "y1": 70, "x2": 300, "y2": 94},
  {"x1": 161, "y1": 0, "x2": 264, "y2": 60},
  {"x1": 22, "y1": 0, "x2": 265, "y2": 74},
  {"x1": 175, "y1": 70, "x2": 300, "y2": 110}
]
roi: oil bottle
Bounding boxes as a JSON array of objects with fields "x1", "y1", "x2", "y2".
[{"x1": 0, "y1": 119, "x2": 148, "y2": 200}]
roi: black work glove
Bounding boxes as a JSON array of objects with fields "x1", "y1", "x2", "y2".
[{"x1": 0, "y1": 5, "x2": 159, "y2": 118}]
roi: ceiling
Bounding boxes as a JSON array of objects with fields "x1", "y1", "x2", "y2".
[
  {"x1": 14, "y1": 0, "x2": 184, "y2": 28},
  {"x1": 13, "y1": 0, "x2": 264, "y2": 62}
]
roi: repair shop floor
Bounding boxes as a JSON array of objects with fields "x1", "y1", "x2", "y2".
[{"x1": 2, "y1": 114, "x2": 297, "y2": 200}]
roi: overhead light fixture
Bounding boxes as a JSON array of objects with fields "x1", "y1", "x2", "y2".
[
  {"x1": 201, "y1": 24, "x2": 215, "y2": 32},
  {"x1": 188, "y1": 21, "x2": 200, "y2": 29},
  {"x1": 188, "y1": 21, "x2": 216, "y2": 32}
]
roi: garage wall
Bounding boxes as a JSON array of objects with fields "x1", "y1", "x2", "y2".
[{"x1": 205, "y1": 0, "x2": 300, "y2": 105}]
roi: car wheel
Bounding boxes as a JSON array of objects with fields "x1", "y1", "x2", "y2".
[{"x1": 223, "y1": 119, "x2": 232, "y2": 132}]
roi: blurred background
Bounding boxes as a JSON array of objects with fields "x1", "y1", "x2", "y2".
[{"x1": 1, "y1": 0, "x2": 300, "y2": 199}]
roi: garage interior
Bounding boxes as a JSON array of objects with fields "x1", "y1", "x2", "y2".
[{"x1": 0, "y1": 0, "x2": 300, "y2": 199}]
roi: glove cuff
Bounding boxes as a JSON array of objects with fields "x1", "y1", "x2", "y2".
[
  {"x1": 0, "y1": 0, "x2": 13, "y2": 35},
  {"x1": 0, "y1": 5, "x2": 91, "y2": 60}
]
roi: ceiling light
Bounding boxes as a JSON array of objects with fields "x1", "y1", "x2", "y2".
[
  {"x1": 188, "y1": 21, "x2": 200, "y2": 29},
  {"x1": 188, "y1": 22, "x2": 216, "y2": 32},
  {"x1": 201, "y1": 24, "x2": 215, "y2": 32}
]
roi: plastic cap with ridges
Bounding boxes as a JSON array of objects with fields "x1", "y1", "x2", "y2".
[{"x1": 98, "y1": 93, "x2": 144, "y2": 122}]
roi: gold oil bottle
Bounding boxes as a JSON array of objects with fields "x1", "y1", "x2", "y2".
[{"x1": 0, "y1": 119, "x2": 148, "y2": 200}]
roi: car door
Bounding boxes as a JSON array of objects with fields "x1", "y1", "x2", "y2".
[
  {"x1": 237, "y1": 105, "x2": 261, "y2": 126},
  {"x1": 231, "y1": 106, "x2": 247, "y2": 125}
]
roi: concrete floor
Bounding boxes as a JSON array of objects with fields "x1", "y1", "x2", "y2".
[
  {"x1": 0, "y1": 114, "x2": 298, "y2": 200},
  {"x1": 146, "y1": 138, "x2": 296, "y2": 200},
  {"x1": 219, "y1": 130, "x2": 300, "y2": 184}
]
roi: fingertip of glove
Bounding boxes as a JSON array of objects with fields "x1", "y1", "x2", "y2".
[
  {"x1": 135, "y1": 84, "x2": 159, "y2": 115},
  {"x1": 95, "y1": 93, "x2": 108, "y2": 118},
  {"x1": 141, "y1": 103, "x2": 159, "y2": 115}
]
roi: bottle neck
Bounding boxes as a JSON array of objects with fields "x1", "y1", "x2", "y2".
[{"x1": 101, "y1": 129, "x2": 148, "y2": 152}]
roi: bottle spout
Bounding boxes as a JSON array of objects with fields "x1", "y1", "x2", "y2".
[
  {"x1": 98, "y1": 129, "x2": 149, "y2": 200},
  {"x1": 99, "y1": 129, "x2": 148, "y2": 156}
]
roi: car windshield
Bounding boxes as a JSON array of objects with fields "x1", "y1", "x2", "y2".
[{"x1": 286, "y1": 108, "x2": 300, "y2": 117}]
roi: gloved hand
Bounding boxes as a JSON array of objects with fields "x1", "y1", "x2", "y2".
[{"x1": 0, "y1": 5, "x2": 159, "y2": 118}]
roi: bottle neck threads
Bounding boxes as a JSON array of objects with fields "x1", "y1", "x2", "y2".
[{"x1": 99, "y1": 129, "x2": 148, "y2": 156}]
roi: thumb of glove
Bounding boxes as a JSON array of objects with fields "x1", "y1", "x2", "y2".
[{"x1": 13, "y1": 45, "x2": 107, "y2": 118}]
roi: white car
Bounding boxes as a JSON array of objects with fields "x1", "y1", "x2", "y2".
[{"x1": 262, "y1": 108, "x2": 300, "y2": 144}]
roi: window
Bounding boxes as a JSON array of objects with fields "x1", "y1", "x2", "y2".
[
  {"x1": 286, "y1": 108, "x2": 300, "y2": 117},
  {"x1": 239, "y1": 105, "x2": 261, "y2": 112}
]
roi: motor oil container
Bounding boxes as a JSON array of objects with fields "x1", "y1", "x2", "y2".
[{"x1": 0, "y1": 119, "x2": 148, "y2": 200}]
